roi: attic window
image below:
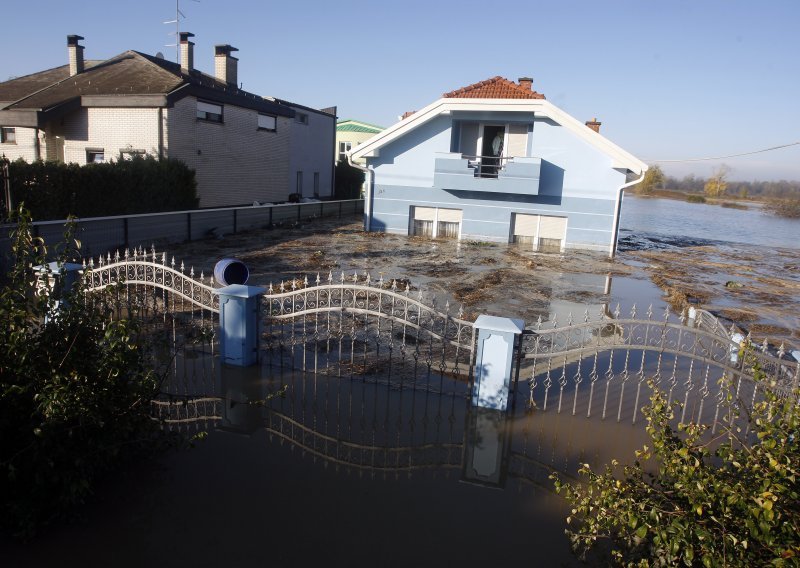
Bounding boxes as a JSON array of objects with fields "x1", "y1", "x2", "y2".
[
  {"x1": 0, "y1": 127, "x2": 15, "y2": 144},
  {"x1": 197, "y1": 100, "x2": 223, "y2": 123},
  {"x1": 295, "y1": 112, "x2": 309, "y2": 125},
  {"x1": 258, "y1": 113, "x2": 277, "y2": 131}
]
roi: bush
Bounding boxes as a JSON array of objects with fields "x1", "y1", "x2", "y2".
[
  {"x1": 686, "y1": 194, "x2": 706, "y2": 203},
  {"x1": 8, "y1": 156, "x2": 198, "y2": 221},
  {"x1": 0, "y1": 210, "x2": 171, "y2": 537},
  {"x1": 765, "y1": 198, "x2": 800, "y2": 219},
  {"x1": 552, "y1": 354, "x2": 800, "y2": 566}
]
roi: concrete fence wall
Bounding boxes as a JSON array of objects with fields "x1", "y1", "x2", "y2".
[{"x1": 1, "y1": 199, "x2": 364, "y2": 268}]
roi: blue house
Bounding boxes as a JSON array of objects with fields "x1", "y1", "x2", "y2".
[{"x1": 349, "y1": 76, "x2": 647, "y2": 256}]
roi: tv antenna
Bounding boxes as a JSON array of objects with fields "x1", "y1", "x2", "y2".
[{"x1": 164, "y1": 0, "x2": 200, "y2": 62}]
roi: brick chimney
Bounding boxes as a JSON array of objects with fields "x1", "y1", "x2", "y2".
[
  {"x1": 518, "y1": 77, "x2": 533, "y2": 91},
  {"x1": 67, "y1": 35, "x2": 85, "y2": 76},
  {"x1": 179, "y1": 32, "x2": 194, "y2": 73},
  {"x1": 214, "y1": 44, "x2": 239, "y2": 87},
  {"x1": 586, "y1": 117, "x2": 601, "y2": 133}
]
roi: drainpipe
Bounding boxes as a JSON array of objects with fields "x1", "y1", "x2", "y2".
[
  {"x1": 608, "y1": 170, "x2": 646, "y2": 259},
  {"x1": 346, "y1": 153, "x2": 373, "y2": 232}
]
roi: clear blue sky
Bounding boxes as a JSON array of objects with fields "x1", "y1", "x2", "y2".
[{"x1": 3, "y1": 0, "x2": 799, "y2": 181}]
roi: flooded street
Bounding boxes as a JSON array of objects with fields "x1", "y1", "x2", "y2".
[{"x1": 2, "y1": 193, "x2": 797, "y2": 567}]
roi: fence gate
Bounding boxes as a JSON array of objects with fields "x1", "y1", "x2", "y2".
[{"x1": 260, "y1": 272, "x2": 476, "y2": 391}]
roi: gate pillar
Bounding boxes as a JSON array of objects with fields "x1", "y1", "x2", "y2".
[
  {"x1": 217, "y1": 284, "x2": 265, "y2": 367},
  {"x1": 33, "y1": 262, "x2": 84, "y2": 316},
  {"x1": 472, "y1": 315, "x2": 524, "y2": 411}
]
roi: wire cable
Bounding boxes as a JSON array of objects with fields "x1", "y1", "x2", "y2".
[{"x1": 647, "y1": 141, "x2": 800, "y2": 163}]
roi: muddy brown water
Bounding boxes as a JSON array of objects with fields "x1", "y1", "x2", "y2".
[{"x1": 3, "y1": 195, "x2": 797, "y2": 566}]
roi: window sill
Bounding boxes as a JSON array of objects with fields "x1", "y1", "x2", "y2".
[
  {"x1": 257, "y1": 127, "x2": 277, "y2": 132},
  {"x1": 196, "y1": 118, "x2": 224, "y2": 125}
]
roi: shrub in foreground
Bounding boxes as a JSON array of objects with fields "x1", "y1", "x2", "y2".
[
  {"x1": 0, "y1": 211, "x2": 171, "y2": 537},
  {"x1": 553, "y1": 359, "x2": 800, "y2": 566}
]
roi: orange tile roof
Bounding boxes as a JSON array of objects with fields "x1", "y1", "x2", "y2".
[{"x1": 443, "y1": 76, "x2": 545, "y2": 99}]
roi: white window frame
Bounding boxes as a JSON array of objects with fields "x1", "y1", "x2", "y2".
[
  {"x1": 119, "y1": 148, "x2": 146, "y2": 160},
  {"x1": 338, "y1": 141, "x2": 352, "y2": 162},
  {"x1": 411, "y1": 206, "x2": 462, "y2": 240}
]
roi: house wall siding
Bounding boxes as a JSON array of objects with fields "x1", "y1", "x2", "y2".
[
  {"x1": 367, "y1": 113, "x2": 626, "y2": 252},
  {"x1": 288, "y1": 110, "x2": 335, "y2": 198},
  {"x1": 167, "y1": 96, "x2": 291, "y2": 207},
  {"x1": 62, "y1": 107, "x2": 161, "y2": 164},
  {"x1": 0, "y1": 126, "x2": 39, "y2": 161}
]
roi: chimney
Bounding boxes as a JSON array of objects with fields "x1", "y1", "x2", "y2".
[
  {"x1": 179, "y1": 32, "x2": 195, "y2": 73},
  {"x1": 67, "y1": 35, "x2": 85, "y2": 76},
  {"x1": 214, "y1": 44, "x2": 239, "y2": 87},
  {"x1": 518, "y1": 77, "x2": 533, "y2": 91},
  {"x1": 586, "y1": 117, "x2": 602, "y2": 133}
]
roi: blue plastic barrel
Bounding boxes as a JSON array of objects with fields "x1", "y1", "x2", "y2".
[{"x1": 214, "y1": 258, "x2": 250, "y2": 286}]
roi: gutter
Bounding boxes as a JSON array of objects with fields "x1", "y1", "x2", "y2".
[
  {"x1": 346, "y1": 153, "x2": 373, "y2": 232},
  {"x1": 608, "y1": 170, "x2": 646, "y2": 258}
]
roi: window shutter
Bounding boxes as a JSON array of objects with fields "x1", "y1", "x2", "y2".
[
  {"x1": 437, "y1": 208, "x2": 463, "y2": 223},
  {"x1": 538, "y1": 216, "x2": 567, "y2": 239},
  {"x1": 507, "y1": 124, "x2": 528, "y2": 157},
  {"x1": 513, "y1": 214, "x2": 539, "y2": 237},
  {"x1": 197, "y1": 101, "x2": 222, "y2": 114},
  {"x1": 413, "y1": 207, "x2": 437, "y2": 221}
]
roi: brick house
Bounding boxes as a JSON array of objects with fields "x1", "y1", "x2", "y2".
[
  {"x1": 350, "y1": 76, "x2": 647, "y2": 256},
  {"x1": 0, "y1": 34, "x2": 335, "y2": 207}
]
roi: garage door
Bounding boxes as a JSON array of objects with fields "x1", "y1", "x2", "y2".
[
  {"x1": 512, "y1": 213, "x2": 538, "y2": 246},
  {"x1": 537, "y1": 215, "x2": 567, "y2": 252},
  {"x1": 412, "y1": 206, "x2": 462, "y2": 239}
]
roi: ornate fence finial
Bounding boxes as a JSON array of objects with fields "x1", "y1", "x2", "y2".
[
  {"x1": 365, "y1": 272, "x2": 371, "y2": 285},
  {"x1": 444, "y1": 300, "x2": 450, "y2": 314},
  {"x1": 566, "y1": 311, "x2": 574, "y2": 326},
  {"x1": 583, "y1": 309, "x2": 590, "y2": 323},
  {"x1": 268, "y1": 282, "x2": 274, "y2": 294},
  {"x1": 327, "y1": 271, "x2": 333, "y2": 284},
  {"x1": 458, "y1": 304, "x2": 464, "y2": 319},
  {"x1": 150, "y1": 244, "x2": 156, "y2": 260},
  {"x1": 679, "y1": 307, "x2": 687, "y2": 324},
  {"x1": 114, "y1": 250, "x2": 120, "y2": 263},
  {"x1": 98, "y1": 255, "x2": 105, "y2": 267},
  {"x1": 180, "y1": 261, "x2": 185, "y2": 273},
  {"x1": 190, "y1": 266, "x2": 195, "y2": 278},
  {"x1": 352, "y1": 271, "x2": 358, "y2": 284},
  {"x1": 291, "y1": 278, "x2": 297, "y2": 291},
  {"x1": 303, "y1": 275, "x2": 309, "y2": 288},
  {"x1": 536, "y1": 314, "x2": 543, "y2": 330},
  {"x1": 663, "y1": 306, "x2": 671, "y2": 322},
  {"x1": 761, "y1": 338, "x2": 769, "y2": 353},
  {"x1": 315, "y1": 273, "x2": 321, "y2": 286},
  {"x1": 161, "y1": 252, "x2": 167, "y2": 265},
  {"x1": 778, "y1": 343, "x2": 786, "y2": 359},
  {"x1": 339, "y1": 271, "x2": 346, "y2": 284},
  {"x1": 391, "y1": 279, "x2": 397, "y2": 291},
  {"x1": 280, "y1": 281, "x2": 285, "y2": 293},
  {"x1": 378, "y1": 273, "x2": 384, "y2": 288},
  {"x1": 646, "y1": 304, "x2": 653, "y2": 319}
]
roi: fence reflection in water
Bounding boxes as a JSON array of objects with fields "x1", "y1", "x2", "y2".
[{"x1": 79, "y1": 251, "x2": 800, "y2": 486}]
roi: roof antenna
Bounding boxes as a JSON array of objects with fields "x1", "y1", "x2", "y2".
[{"x1": 163, "y1": 0, "x2": 200, "y2": 63}]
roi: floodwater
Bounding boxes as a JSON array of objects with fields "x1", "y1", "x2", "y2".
[
  {"x1": 3, "y1": 195, "x2": 797, "y2": 566},
  {"x1": 619, "y1": 194, "x2": 799, "y2": 250},
  {"x1": 3, "y1": 361, "x2": 650, "y2": 568}
]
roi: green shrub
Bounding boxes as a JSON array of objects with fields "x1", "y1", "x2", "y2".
[
  {"x1": 8, "y1": 156, "x2": 198, "y2": 221},
  {"x1": 686, "y1": 194, "x2": 706, "y2": 203},
  {"x1": 0, "y1": 210, "x2": 172, "y2": 537},
  {"x1": 553, "y1": 354, "x2": 800, "y2": 566}
]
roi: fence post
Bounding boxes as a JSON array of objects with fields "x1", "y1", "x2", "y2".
[
  {"x1": 472, "y1": 315, "x2": 524, "y2": 411},
  {"x1": 216, "y1": 284, "x2": 265, "y2": 367}
]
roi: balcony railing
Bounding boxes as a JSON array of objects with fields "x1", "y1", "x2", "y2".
[{"x1": 433, "y1": 152, "x2": 541, "y2": 195}]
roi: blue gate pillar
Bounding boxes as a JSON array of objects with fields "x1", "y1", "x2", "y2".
[
  {"x1": 216, "y1": 284, "x2": 265, "y2": 367},
  {"x1": 472, "y1": 315, "x2": 524, "y2": 411},
  {"x1": 33, "y1": 262, "x2": 84, "y2": 313}
]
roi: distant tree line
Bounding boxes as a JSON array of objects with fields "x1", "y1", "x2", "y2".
[
  {"x1": 633, "y1": 164, "x2": 800, "y2": 200},
  {"x1": 5, "y1": 156, "x2": 198, "y2": 221}
]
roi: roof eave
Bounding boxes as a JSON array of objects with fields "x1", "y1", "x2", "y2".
[{"x1": 351, "y1": 97, "x2": 646, "y2": 174}]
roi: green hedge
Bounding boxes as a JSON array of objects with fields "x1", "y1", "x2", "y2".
[{"x1": 8, "y1": 156, "x2": 198, "y2": 221}]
